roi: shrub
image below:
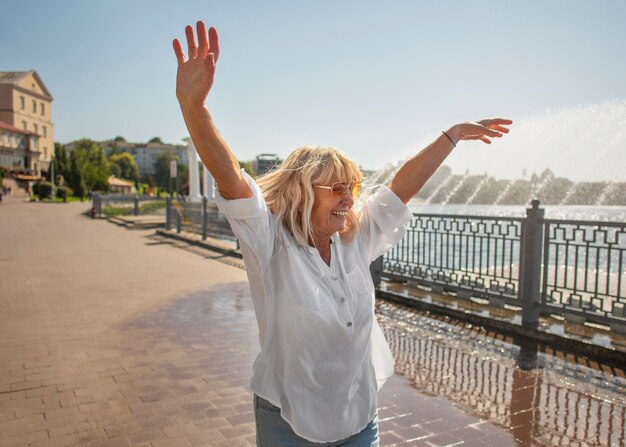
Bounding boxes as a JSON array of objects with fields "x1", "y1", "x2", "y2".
[
  {"x1": 57, "y1": 185, "x2": 74, "y2": 201},
  {"x1": 34, "y1": 181, "x2": 53, "y2": 199}
]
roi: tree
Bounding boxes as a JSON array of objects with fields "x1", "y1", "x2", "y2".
[
  {"x1": 148, "y1": 137, "x2": 163, "y2": 144},
  {"x1": 67, "y1": 139, "x2": 111, "y2": 192},
  {"x1": 154, "y1": 151, "x2": 188, "y2": 192},
  {"x1": 239, "y1": 160, "x2": 254, "y2": 177},
  {"x1": 52, "y1": 143, "x2": 69, "y2": 184},
  {"x1": 114, "y1": 136, "x2": 126, "y2": 142},
  {"x1": 109, "y1": 152, "x2": 139, "y2": 181}
]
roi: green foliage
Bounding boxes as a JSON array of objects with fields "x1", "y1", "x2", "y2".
[
  {"x1": 66, "y1": 139, "x2": 111, "y2": 193},
  {"x1": 109, "y1": 152, "x2": 139, "y2": 181},
  {"x1": 34, "y1": 181, "x2": 53, "y2": 199},
  {"x1": 114, "y1": 136, "x2": 126, "y2": 142},
  {"x1": 109, "y1": 163, "x2": 122, "y2": 178},
  {"x1": 239, "y1": 160, "x2": 254, "y2": 176},
  {"x1": 148, "y1": 136, "x2": 163, "y2": 144},
  {"x1": 154, "y1": 151, "x2": 188, "y2": 191},
  {"x1": 53, "y1": 143, "x2": 70, "y2": 183},
  {"x1": 56, "y1": 185, "x2": 73, "y2": 200}
]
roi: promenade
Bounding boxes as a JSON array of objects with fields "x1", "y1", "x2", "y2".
[{"x1": 1, "y1": 196, "x2": 624, "y2": 446}]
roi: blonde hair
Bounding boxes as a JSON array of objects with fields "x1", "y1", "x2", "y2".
[{"x1": 256, "y1": 146, "x2": 363, "y2": 247}]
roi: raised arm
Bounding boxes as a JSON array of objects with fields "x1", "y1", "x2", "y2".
[
  {"x1": 173, "y1": 21, "x2": 252, "y2": 199},
  {"x1": 389, "y1": 119, "x2": 512, "y2": 204}
]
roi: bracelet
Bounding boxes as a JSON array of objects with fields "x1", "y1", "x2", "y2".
[{"x1": 442, "y1": 131, "x2": 456, "y2": 148}]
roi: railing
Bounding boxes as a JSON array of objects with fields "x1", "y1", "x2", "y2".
[
  {"x1": 165, "y1": 197, "x2": 238, "y2": 245},
  {"x1": 92, "y1": 193, "x2": 165, "y2": 216},
  {"x1": 383, "y1": 200, "x2": 626, "y2": 331}
]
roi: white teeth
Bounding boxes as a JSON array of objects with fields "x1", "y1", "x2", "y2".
[{"x1": 331, "y1": 210, "x2": 348, "y2": 216}]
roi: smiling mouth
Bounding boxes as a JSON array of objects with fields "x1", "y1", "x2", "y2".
[{"x1": 331, "y1": 210, "x2": 348, "y2": 217}]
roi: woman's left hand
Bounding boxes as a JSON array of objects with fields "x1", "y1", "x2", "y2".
[{"x1": 447, "y1": 118, "x2": 513, "y2": 145}]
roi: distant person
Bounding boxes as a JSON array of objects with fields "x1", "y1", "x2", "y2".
[{"x1": 173, "y1": 21, "x2": 511, "y2": 446}]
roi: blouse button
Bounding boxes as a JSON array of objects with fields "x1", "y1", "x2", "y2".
[
  {"x1": 347, "y1": 321, "x2": 353, "y2": 327},
  {"x1": 332, "y1": 276, "x2": 338, "y2": 281},
  {"x1": 340, "y1": 297, "x2": 346, "y2": 303}
]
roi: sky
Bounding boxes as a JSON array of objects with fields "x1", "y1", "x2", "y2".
[{"x1": 2, "y1": 0, "x2": 625, "y2": 181}]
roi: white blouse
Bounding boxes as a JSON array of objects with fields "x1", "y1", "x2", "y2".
[{"x1": 215, "y1": 171, "x2": 412, "y2": 443}]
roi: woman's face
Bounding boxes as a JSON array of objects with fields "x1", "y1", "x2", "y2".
[{"x1": 310, "y1": 174, "x2": 355, "y2": 242}]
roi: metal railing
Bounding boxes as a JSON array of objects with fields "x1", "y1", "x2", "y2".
[
  {"x1": 383, "y1": 200, "x2": 626, "y2": 331},
  {"x1": 92, "y1": 193, "x2": 165, "y2": 216},
  {"x1": 165, "y1": 197, "x2": 238, "y2": 245}
]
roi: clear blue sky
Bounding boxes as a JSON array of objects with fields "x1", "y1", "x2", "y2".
[{"x1": 2, "y1": 0, "x2": 625, "y2": 181}]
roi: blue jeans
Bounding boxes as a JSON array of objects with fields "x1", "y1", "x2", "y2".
[{"x1": 254, "y1": 394, "x2": 380, "y2": 446}]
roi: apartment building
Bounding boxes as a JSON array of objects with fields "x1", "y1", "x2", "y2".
[
  {"x1": 66, "y1": 139, "x2": 189, "y2": 178},
  {"x1": 0, "y1": 71, "x2": 53, "y2": 177}
]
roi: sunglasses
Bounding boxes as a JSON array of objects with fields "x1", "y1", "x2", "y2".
[{"x1": 314, "y1": 181, "x2": 362, "y2": 200}]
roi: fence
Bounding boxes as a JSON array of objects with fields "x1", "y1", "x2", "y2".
[
  {"x1": 165, "y1": 197, "x2": 238, "y2": 245},
  {"x1": 92, "y1": 193, "x2": 165, "y2": 216},
  {"x1": 383, "y1": 200, "x2": 626, "y2": 331}
]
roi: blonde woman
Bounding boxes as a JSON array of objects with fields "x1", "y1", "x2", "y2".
[{"x1": 173, "y1": 21, "x2": 511, "y2": 446}]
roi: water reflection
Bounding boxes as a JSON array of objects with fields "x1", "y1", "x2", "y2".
[{"x1": 377, "y1": 301, "x2": 626, "y2": 447}]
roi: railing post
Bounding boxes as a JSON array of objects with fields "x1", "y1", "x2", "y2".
[
  {"x1": 202, "y1": 197, "x2": 208, "y2": 240},
  {"x1": 165, "y1": 197, "x2": 171, "y2": 230},
  {"x1": 176, "y1": 203, "x2": 182, "y2": 233},
  {"x1": 133, "y1": 196, "x2": 139, "y2": 215},
  {"x1": 519, "y1": 200, "x2": 544, "y2": 326}
]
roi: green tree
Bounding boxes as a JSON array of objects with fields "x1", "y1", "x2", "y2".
[
  {"x1": 52, "y1": 143, "x2": 70, "y2": 184},
  {"x1": 67, "y1": 139, "x2": 111, "y2": 192},
  {"x1": 148, "y1": 137, "x2": 163, "y2": 144},
  {"x1": 239, "y1": 160, "x2": 254, "y2": 177},
  {"x1": 154, "y1": 151, "x2": 188, "y2": 192},
  {"x1": 109, "y1": 152, "x2": 139, "y2": 181}
]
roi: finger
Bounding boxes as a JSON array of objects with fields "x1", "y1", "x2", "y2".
[
  {"x1": 204, "y1": 52, "x2": 216, "y2": 71},
  {"x1": 208, "y1": 27, "x2": 220, "y2": 63},
  {"x1": 196, "y1": 21, "x2": 208, "y2": 54},
  {"x1": 172, "y1": 39, "x2": 186, "y2": 64},
  {"x1": 185, "y1": 25, "x2": 198, "y2": 58},
  {"x1": 491, "y1": 125, "x2": 510, "y2": 133}
]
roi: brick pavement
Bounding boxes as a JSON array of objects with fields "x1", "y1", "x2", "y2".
[{"x1": 1, "y1": 199, "x2": 519, "y2": 446}]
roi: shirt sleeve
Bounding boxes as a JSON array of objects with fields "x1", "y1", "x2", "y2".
[
  {"x1": 358, "y1": 185, "x2": 413, "y2": 264},
  {"x1": 215, "y1": 170, "x2": 274, "y2": 270}
]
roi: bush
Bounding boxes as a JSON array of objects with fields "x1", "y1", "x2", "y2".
[
  {"x1": 34, "y1": 181, "x2": 53, "y2": 199},
  {"x1": 57, "y1": 185, "x2": 74, "y2": 201}
]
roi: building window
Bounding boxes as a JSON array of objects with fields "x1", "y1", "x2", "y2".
[
  {"x1": 34, "y1": 124, "x2": 38, "y2": 135},
  {"x1": 32, "y1": 99, "x2": 37, "y2": 113},
  {"x1": 44, "y1": 148, "x2": 48, "y2": 159},
  {"x1": 20, "y1": 96, "x2": 25, "y2": 109},
  {"x1": 43, "y1": 126, "x2": 47, "y2": 138},
  {"x1": 40, "y1": 103, "x2": 45, "y2": 115},
  {"x1": 22, "y1": 121, "x2": 27, "y2": 130}
]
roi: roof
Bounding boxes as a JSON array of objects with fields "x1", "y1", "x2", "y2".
[
  {"x1": 107, "y1": 176, "x2": 134, "y2": 187},
  {"x1": 0, "y1": 120, "x2": 37, "y2": 136},
  {"x1": 0, "y1": 70, "x2": 53, "y2": 100}
]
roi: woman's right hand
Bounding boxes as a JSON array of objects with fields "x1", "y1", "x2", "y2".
[{"x1": 172, "y1": 21, "x2": 220, "y2": 107}]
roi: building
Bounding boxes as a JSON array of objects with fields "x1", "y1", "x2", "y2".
[
  {"x1": 0, "y1": 121, "x2": 39, "y2": 174},
  {"x1": 104, "y1": 141, "x2": 188, "y2": 177},
  {"x1": 0, "y1": 71, "x2": 53, "y2": 177},
  {"x1": 253, "y1": 153, "x2": 282, "y2": 176},
  {"x1": 107, "y1": 176, "x2": 134, "y2": 194},
  {"x1": 65, "y1": 139, "x2": 189, "y2": 179}
]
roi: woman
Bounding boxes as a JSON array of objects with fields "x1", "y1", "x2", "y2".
[{"x1": 173, "y1": 21, "x2": 511, "y2": 446}]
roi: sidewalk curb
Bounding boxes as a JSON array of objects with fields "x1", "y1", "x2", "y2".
[{"x1": 155, "y1": 229, "x2": 243, "y2": 259}]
